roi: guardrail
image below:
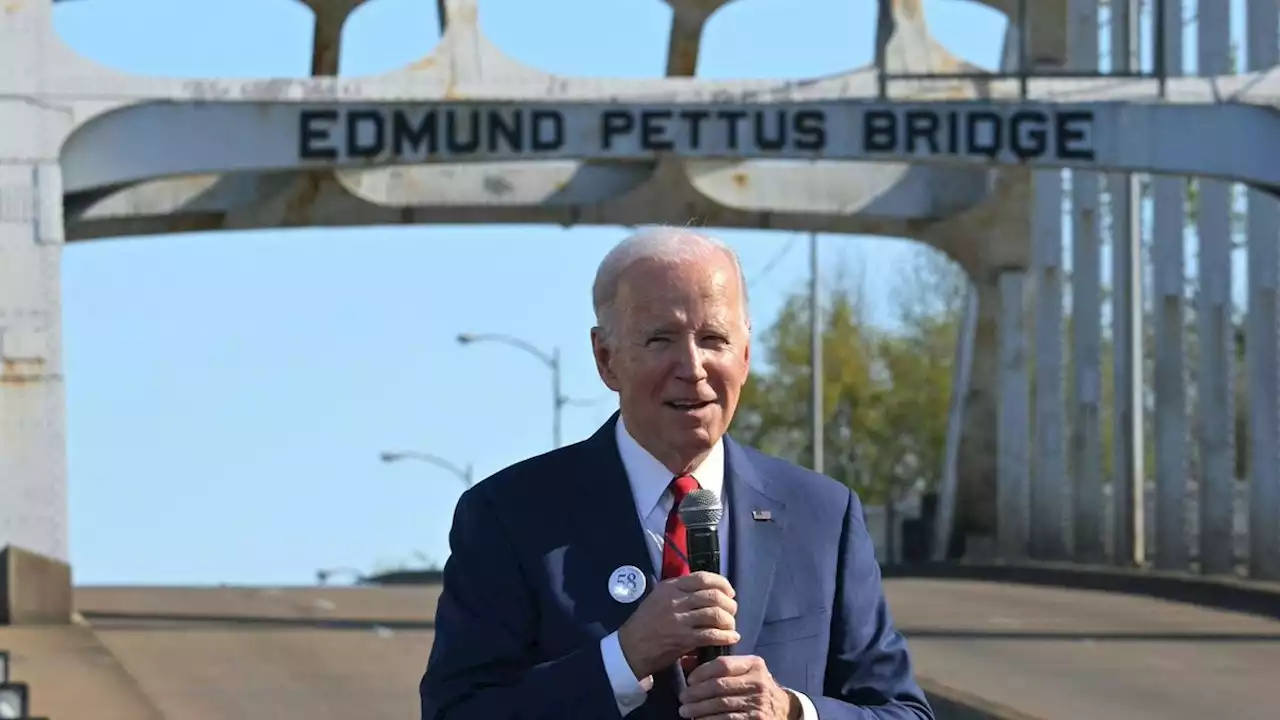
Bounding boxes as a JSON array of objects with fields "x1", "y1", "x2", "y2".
[{"x1": 882, "y1": 561, "x2": 1280, "y2": 623}]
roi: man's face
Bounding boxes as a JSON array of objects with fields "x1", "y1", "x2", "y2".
[{"x1": 591, "y1": 253, "x2": 751, "y2": 472}]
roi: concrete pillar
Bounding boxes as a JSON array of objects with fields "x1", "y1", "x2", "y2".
[
  {"x1": 997, "y1": 269, "x2": 1031, "y2": 559},
  {"x1": 941, "y1": 7, "x2": 1050, "y2": 558},
  {"x1": 987, "y1": 0, "x2": 1073, "y2": 563},
  {"x1": 1068, "y1": 0, "x2": 1105, "y2": 564},
  {"x1": 1246, "y1": 0, "x2": 1280, "y2": 581},
  {"x1": 929, "y1": 162, "x2": 1034, "y2": 555},
  {"x1": 0, "y1": 1, "x2": 71, "y2": 566},
  {"x1": 1195, "y1": 0, "x2": 1236, "y2": 576},
  {"x1": 298, "y1": 0, "x2": 369, "y2": 76},
  {"x1": 661, "y1": 0, "x2": 738, "y2": 77},
  {"x1": 915, "y1": 6, "x2": 1049, "y2": 554},
  {"x1": 1152, "y1": 0, "x2": 1190, "y2": 572},
  {"x1": 0, "y1": 160, "x2": 69, "y2": 564},
  {"x1": 998, "y1": 0, "x2": 1074, "y2": 565},
  {"x1": 956, "y1": 278, "x2": 1001, "y2": 551},
  {"x1": 1109, "y1": 0, "x2": 1146, "y2": 568},
  {"x1": 1031, "y1": 167, "x2": 1070, "y2": 560}
]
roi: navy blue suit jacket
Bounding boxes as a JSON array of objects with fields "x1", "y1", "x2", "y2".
[{"x1": 420, "y1": 415, "x2": 934, "y2": 719}]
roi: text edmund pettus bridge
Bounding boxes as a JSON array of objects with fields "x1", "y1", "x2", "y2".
[{"x1": 296, "y1": 102, "x2": 1097, "y2": 165}]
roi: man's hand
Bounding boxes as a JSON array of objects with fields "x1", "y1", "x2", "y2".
[
  {"x1": 678, "y1": 655, "x2": 799, "y2": 720},
  {"x1": 617, "y1": 571, "x2": 739, "y2": 679}
]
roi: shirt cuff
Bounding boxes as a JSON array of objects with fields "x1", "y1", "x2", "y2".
[
  {"x1": 599, "y1": 631, "x2": 653, "y2": 716},
  {"x1": 786, "y1": 688, "x2": 820, "y2": 720}
]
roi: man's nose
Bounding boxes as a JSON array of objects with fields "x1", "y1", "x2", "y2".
[{"x1": 673, "y1": 337, "x2": 708, "y2": 381}]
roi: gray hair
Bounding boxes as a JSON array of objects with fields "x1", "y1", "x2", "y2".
[{"x1": 592, "y1": 226, "x2": 750, "y2": 343}]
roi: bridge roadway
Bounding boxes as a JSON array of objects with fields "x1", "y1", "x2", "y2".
[
  {"x1": 886, "y1": 573, "x2": 1280, "y2": 720},
  {"x1": 2, "y1": 565, "x2": 1277, "y2": 720}
]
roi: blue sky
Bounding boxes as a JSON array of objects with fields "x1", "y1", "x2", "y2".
[{"x1": 48, "y1": 0, "x2": 1248, "y2": 585}]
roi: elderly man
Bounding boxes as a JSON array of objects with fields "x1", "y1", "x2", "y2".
[{"x1": 420, "y1": 227, "x2": 933, "y2": 720}]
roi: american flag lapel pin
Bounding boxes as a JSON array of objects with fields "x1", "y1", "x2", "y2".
[{"x1": 751, "y1": 510, "x2": 772, "y2": 522}]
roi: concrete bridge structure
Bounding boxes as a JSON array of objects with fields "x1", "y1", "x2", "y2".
[{"x1": 3, "y1": 0, "x2": 1280, "y2": 718}]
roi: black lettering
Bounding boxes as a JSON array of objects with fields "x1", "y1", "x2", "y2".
[
  {"x1": 680, "y1": 110, "x2": 710, "y2": 149},
  {"x1": 347, "y1": 109, "x2": 385, "y2": 159},
  {"x1": 965, "y1": 112, "x2": 1002, "y2": 158},
  {"x1": 864, "y1": 110, "x2": 897, "y2": 153},
  {"x1": 753, "y1": 110, "x2": 787, "y2": 151},
  {"x1": 531, "y1": 110, "x2": 564, "y2": 151},
  {"x1": 302, "y1": 104, "x2": 1095, "y2": 165},
  {"x1": 601, "y1": 110, "x2": 634, "y2": 150},
  {"x1": 717, "y1": 110, "x2": 747, "y2": 149},
  {"x1": 445, "y1": 109, "x2": 480, "y2": 153},
  {"x1": 392, "y1": 111, "x2": 436, "y2": 156},
  {"x1": 640, "y1": 110, "x2": 674, "y2": 150},
  {"x1": 793, "y1": 110, "x2": 826, "y2": 150},
  {"x1": 488, "y1": 110, "x2": 523, "y2": 152},
  {"x1": 1009, "y1": 111, "x2": 1049, "y2": 160},
  {"x1": 1056, "y1": 111, "x2": 1095, "y2": 160},
  {"x1": 904, "y1": 111, "x2": 940, "y2": 154},
  {"x1": 299, "y1": 109, "x2": 339, "y2": 160}
]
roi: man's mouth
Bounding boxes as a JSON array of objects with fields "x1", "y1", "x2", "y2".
[{"x1": 665, "y1": 400, "x2": 714, "y2": 410}]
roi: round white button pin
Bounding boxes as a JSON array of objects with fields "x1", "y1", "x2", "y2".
[{"x1": 608, "y1": 565, "x2": 646, "y2": 604}]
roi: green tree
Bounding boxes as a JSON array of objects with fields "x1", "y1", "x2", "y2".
[
  {"x1": 875, "y1": 247, "x2": 967, "y2": 501},
  {"x1": 732, "y1": 248, "x2": 966, "y2": 506},
  {"x1": 734, "y1": 268, "x2": 883, "y2": 496}
]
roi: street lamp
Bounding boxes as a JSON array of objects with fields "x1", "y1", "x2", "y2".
[
  {"x1": 456, "y1": 332, "x2": 566, "y2": 449},
  {"x1": 379, "y1": 450, "x2": 474, "y2": 487}
]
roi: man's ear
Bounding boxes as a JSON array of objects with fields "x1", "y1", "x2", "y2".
[{"x1": 591, "y1": 327, "x2": 623, "y2": 392}]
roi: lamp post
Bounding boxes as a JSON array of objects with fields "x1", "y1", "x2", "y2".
[
  {"x1": 456, "y1": 332, "x2": 565, "y2": 449},
  {"x1": 809, "y1": 231, "x2": 824, "y2": 475},
  {"x1": 379, "y1": 450, "x2": 474, "y2": 487}
]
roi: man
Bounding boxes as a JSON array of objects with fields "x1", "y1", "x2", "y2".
[{"x1": 420, "y1": 227, "x2": 933, "y2": 720}]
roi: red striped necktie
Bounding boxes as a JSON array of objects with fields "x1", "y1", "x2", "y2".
[
  {"x1": 661, "y1": 474, "x2": 702, "y2": 581},
  {"x1": 661, "y1": 474, "x2": 702, "y2": 675}
]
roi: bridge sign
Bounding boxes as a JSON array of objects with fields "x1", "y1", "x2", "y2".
[
  {"x1": 296, "y1": 103, "x2": 1097, "y2": 165},
  {"x1": 59, "y1": 99, "x2": 1279, "y2": 197}
]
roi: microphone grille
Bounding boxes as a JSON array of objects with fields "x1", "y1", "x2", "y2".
[{"x1": 678, "y1": 488, "x2": 723, "y2": 528}]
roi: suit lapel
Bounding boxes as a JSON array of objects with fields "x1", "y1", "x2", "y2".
[
  {"x1": 565, "y1": 413, "x2": 658, "y2": 633},
  {"x1": 725, "y1": 437, "x2": 785, "y2": 654}
]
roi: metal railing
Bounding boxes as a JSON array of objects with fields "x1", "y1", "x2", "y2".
[{"x1": 875, "y1": 0, "x2": 1171, "y2": 100}]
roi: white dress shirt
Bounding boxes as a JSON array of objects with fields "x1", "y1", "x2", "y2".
[{"x1": 599, "y1": 417, "x2": 819, "y2": 719}]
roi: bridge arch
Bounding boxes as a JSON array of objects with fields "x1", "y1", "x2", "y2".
[{"x1": 4, "y1": 0, "x2": 1280, "y2": 589}]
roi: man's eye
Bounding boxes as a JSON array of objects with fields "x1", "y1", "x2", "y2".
[{"x1": 645, "y1": 337, "x2": 671, "y2": 346}]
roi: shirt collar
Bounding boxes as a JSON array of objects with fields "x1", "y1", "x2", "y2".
[{"x1": 615, "y1": 415, "x2": 725, "y2": 519}]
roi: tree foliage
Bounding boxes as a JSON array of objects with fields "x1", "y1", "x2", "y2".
[{"x1": 731, "y1": 249, "x2": 967, "y2": 505}]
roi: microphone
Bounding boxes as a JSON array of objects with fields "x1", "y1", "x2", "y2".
[{"x1": 678, "y1": 488, "x2": 729, "y2": 666}]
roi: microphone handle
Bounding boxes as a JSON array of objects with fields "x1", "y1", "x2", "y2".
[
  {"x1": 696, "y1": 644, "x2": 730, "y2": 664},
  {"x1": 685, "y1": 525, "x2": 729, "y2": 666}
]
